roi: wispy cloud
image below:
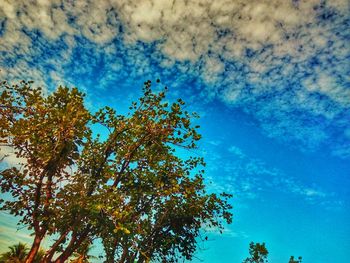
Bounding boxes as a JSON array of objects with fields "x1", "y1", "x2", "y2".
[
  {"x1": 0, "y1": 214, "x2": 32, "y2": 252},
  {"x1": 203, "y1": 144, "x2": 342, "y2": 210},
  {"x1": 202, "y1": 223, "x2": 249, "y2": 239},
  {"x1": 228, "y1": 146, "x2": 246, "y2": 159}
]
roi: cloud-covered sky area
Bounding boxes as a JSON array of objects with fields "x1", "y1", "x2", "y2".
[{"x1": 0, "y1": 0, "x2": 349, "y2": 262}]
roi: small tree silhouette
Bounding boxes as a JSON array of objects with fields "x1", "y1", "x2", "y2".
[
  {"x1": 289, "y1": 256, "x2": 302, "y2": 263},
  {"x1": 243, "y1": 242, "x2": 269, "y2": 263}
]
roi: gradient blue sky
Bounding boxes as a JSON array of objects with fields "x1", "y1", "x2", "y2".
[{"x1": 0, "y1": 0, "x2": 349, "y2": 262}]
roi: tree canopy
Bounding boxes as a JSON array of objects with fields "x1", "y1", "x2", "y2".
[{"x1": 0, "y1": 80, "x2": 232, "y2": 263}]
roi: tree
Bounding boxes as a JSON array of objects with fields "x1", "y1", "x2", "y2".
[
  {"x1": 0, "y1": 80, "x2": 232, "y2": 263},
  {"x1": 0, "y1": 243, "x2": 45, "y2": 263},
  {"x1": 243, "y1": 242, "x2": 269, "y2": 263},
  {"x1": 0, "y1": 242, "x2": 29, "y2": 262},
  {"x1": 289, "y1": 256, "x2": 302, "y2": 263}
]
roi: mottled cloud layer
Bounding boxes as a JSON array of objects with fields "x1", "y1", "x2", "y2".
[{"x1": 0, "y1": 0, "x2": 349, "y2": 156}]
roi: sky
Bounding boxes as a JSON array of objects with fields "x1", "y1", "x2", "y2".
[{"x1": 0, "y1": 0, "x2": 349, "y2": 262}]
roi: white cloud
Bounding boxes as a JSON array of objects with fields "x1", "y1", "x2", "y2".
[{"x1": 0, "y1": 0, "x2": 349, "y2": 154}]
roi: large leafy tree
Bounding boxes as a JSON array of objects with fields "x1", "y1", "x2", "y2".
[{"x1": 0, "y1": 80, "x2": 232, "y2": 263}]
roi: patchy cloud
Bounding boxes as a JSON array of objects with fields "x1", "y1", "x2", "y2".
[
  {"x1": 228, "y1": 146, "x2": 246, "y2": 159},
  {"x1": 203, "y1": 144, "x2": 342, "y2": 210},
  {"x1": 0, "y1": 0, "x2": 349, "y2": 155}
]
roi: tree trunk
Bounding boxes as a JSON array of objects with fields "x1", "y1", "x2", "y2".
[
  {"x1": 118, "y1": 245, "x2": 128, "y2": 263},
  {"x1": 24, "y1": 233, "x2": 43, "y2": 263},
  {"x1": 53, "y1": 245, "x2": 76, "y2": 263},
  {"x1": 26, "y1": 163, "x2": 54, "y2": 263},
  {"x1": 104, "y1": 240, "x2": 117, "y2": 263},
  {"x1": 53, "y1": 235, "x2": 77, "y2": 263},
  {"x1": 42, "y1": 229, "x2": 71, "y2": 263},
  {"x1": 53, "y1": 227, "x2": 90, "y2": 263}
]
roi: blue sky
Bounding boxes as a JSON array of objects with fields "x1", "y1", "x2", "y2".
[{"x1": 0, "y1": 0, "x2": 349, "y2": 262}]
